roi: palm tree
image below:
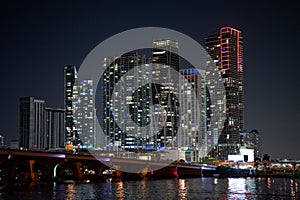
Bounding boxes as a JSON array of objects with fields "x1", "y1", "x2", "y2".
[
  {"x1": 262, "y1": 154, "x2": 270, "y2": 173},
  {"x1": 263, "y1": 154, "x2": 270, "y2": 161}
]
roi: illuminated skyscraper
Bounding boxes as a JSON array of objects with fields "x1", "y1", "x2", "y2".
[
  {"x1": 152, "y1": 39, "x2": 179, "y2": 68},
  {"x1": 73, "y1": 79, "x2": 96, "y2": 148},
  {"x1": 179, "y1": 68, "x2": 207, "y2": 161},
  {"x1": 19, "y1": 97, "x2": 46, "y2": 150},
  {"x1": 99, "y1": 52, "x2": 148, "y2": 150},
  {"x1": 99, "y1": 40, "x2": 185, "y2": 153},
  {"x1": 152, "y1": 39, "x2": 180, "y2": 148},
  {"x1": 65, "y1": 65, "x2": 96, "y2": 148},
  {"x1": 205, "y1": 27, "x2": 244, "y2": 160},
  {"x1": 64, "y1": 65, "x2": 80, "y2": 146}
]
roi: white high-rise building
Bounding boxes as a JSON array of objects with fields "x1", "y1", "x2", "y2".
[
  {"x1": 73, "y1": 79, "x2": 96, "y2": 148},
  {"x1": 65, "y1": 65, "x2": 97, "y2": 149},
  {"x1": 152, "y1": 39, "x2": 180, "y2": 149},
  {"x1": 179, "y1": 69, "x2": 207, "y2": 161}
]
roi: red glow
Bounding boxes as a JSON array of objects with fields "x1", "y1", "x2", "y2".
[
  {"x1": 237, "y1": 31, "x2": 242, "y2": 73},
  {"x1": 172, "y1": 168, "x2": 177, "y2": 176},
  {"x1": 186, "y1": 74, "x2": 195, "y2": 79},
  {"x1": 220, "y1": 27, "x2": 230, "y2": 70},
  {"x1": 220, "y1": 27, "x2": 242, "y2": 72}
]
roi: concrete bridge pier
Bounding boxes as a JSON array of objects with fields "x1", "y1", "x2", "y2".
[
  {"x1": 28, "y1": 160, "x2": 40, "y2": 182},
  {"x1": 74, "y1": 162, "x2": 84, "y2": 180}
]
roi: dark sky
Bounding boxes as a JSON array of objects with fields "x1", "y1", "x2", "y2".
[{"x1": 1, "y1": 0, "x2": 299, "y2": 159}]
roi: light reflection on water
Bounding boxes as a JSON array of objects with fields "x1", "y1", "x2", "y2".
[
  {"x1": 116, "y1": 181, "x2": 124, "y2": 199},
  {"x1": 228, "y1": 178, "x2": 258, "y2": 199},
  {"x1": 0, "y1": 177, "x2": 299, "y2": 199},
  {"x1": 178, "y1": 179, "x2": 187, "y2": 200}
]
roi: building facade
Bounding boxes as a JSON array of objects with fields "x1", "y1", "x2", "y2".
[
  {"x1": 240, "y1": 129, "x2": 261, "y2": 159},
  {"x1": 152, "y1": 39, "x2": 180, "y2": 149},
  {"x1": 19, "y1": 97, "x2": 46, "y2": 150},
  {"x1": 100, "y1": 39, "x2": 181, "y2": 151},
  {"x1": 205, "y1": 27, "x2": 244, "y2": 160},
  {"x1": 64, "y1": 65, "x2": 79, "y2": 146},
  {"x1": 45, "y1": 108, "x2": 65, "y2": 149},
  {"x1": 72, "y1": 79, "x2": 96, "y2": 148},
  {"x1": 179, "y1": 68, "x2": 207, "y2": 161},
  {"x1": 99, "y1": 52, "x2": 149, "y2": 150},
  {"x1": 65, "y1": 65, "x2": 96, "y2": 149}
]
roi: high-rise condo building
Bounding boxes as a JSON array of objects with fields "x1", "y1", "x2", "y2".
[
  {"x1": 73, "y1": 79, "x2": 96, "y2": 148},
  {"x1": 205, "y1": 27, "x2": 244, "y2": 160},
  {"x1": 19, "y1": 97, "x2": 46, "y2": 150},
  {"x1": 152, "y1": 39, "x2": 180, "y2": 149},
  {"x1": 99, "y1": 52, "x2": 148, "y2": 150},
  {"x1": 64, "y1": 65, "x2": 80, "y2": 146},
  {"x1": 65, "y1": 65, "x2": 96, "y2": 149},
  {"x1": 45, "y1": 107, "x2": 65, "y2": 149},
  {"x1": 179, "y1": 68, "x2": 207, "y2": 162}
]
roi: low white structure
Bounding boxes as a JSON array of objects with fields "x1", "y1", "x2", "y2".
[{"x1": 228, "y1": 148, "x2": 254, "y2": 162}]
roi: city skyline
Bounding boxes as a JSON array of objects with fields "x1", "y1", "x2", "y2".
[
  {"x1": 0, "y1": 1, "x2": 299, "y2": 159},
  {"x1": 18, "y1": 35, "x2": 245, "y2": 162}
]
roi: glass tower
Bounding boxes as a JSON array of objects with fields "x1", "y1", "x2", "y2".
[
  {"x1": 73, "y1": 79, "x2": 96, "y2": 148},
  {"x1": 99, "y1": 52, "x2": 148, "y2": 150},
  {"x1": 205, "y1": 27, "x2": 244, "y2": 160},
  {"x1": 65, "y1": 65, "x2": 96, "y2": 149},
  {"x1": 179, "y1": 68, "x2": 207, "y2": 161},
  {"x1": 152, "y1": 39, "x2": 180, "y2": 149},
  {"x1": 64, "y1": 65, "x2": 80, "y2": 146}
]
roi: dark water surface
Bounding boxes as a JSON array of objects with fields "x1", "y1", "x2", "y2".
[{"x1": 0, "y1": 177, "x2": 299, "y2": 199}]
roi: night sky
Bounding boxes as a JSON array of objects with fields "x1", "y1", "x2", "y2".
[{"x1": 1, "y1": 0, "x2": 299, "y2": 159}]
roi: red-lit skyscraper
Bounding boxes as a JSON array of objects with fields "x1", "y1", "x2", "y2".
[{"x1": 205, "y1": 27, "x2": 244, "y2": 160}]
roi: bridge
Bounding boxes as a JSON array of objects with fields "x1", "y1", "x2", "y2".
[{"x1": 0, "y1": 149, "x2": 206, "y2": 182}]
